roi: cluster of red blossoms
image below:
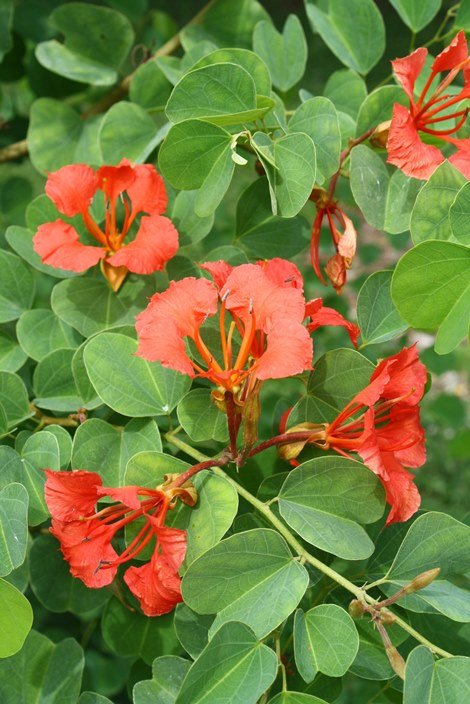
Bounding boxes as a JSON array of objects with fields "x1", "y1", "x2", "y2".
[
  {"x1": 280, "y1": 346, "x2": 427, "y2": 525},
  {"x1": 44, "y1": 470, "x2": 196, "y2": 616},
  {"x1": 33, "y1": 159, "x2": 178, "y2": 291}
]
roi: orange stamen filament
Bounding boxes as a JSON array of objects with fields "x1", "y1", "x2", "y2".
[
  {"x1": 82, "y1": 211, "x2": 108, "y2": 246},
  {"x1": 234, "y1": 306, "x2": 256, "y2": 371}
]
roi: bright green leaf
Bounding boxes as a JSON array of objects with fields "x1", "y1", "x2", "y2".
[
  {"x1": 404, "y1": 646, "x2": 470, "y2": 703},
  {"x1": 253, "y1": 15, "x2": 307, "y2": 92},
  {"x1": 133, "y1": 656, "x2": 191, "y2": 704},
  {"x1": 17, "y1": 309, "x2": 81, "y2": 362},
  {"x1": 0, "y1": 250, "x2": 35, "y2": 323},
  {"x1": 449, "y1": 181, "x2": 470, "y2": 246},
  {"x1": 0, "y1": 579, "x2": 32, "y2": 659},
  {"x1": 0, "y1": 483, "x2": 29, "y2": 577},
  {"x1": 389, "y1": 0, "x2": 441, "y2": 32},
  {"x1": 289, "y1": 98, "x2": 340, "y2": 183},
  {"x1": 99, "y1": 101, "x2": 163, "y2": 164},
  {"x1": 192, "y1": 48, "x2": 271, "y2": 95},
  {"x1": 177, "y1": 389, "x2": 228, "y2": 443}
]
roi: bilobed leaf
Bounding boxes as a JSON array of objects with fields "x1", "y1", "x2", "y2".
[
  {"x1": 0, "y1": 250, "x2": 35, "y2": 323},
  {"x1": 36, "y1": 41, "x2": 117, "y2": 86},
  {"x1": 177, "y1": 389, "x2": 228, "y2": 443},
  {"x1": 357, "y1": 270, "x2": 408, "y2": 345},
  {"x1": 449, "y1": 181, "x2": 470, "y2": 246},
  {"x1": 192, "y1": 48, "x2": 271, "y2": 95},
  {"x1": 278, "y1": 457, "x2": 384, "y2": 560},
  {"x1": 18, "y1": 431, "x2": 61, "y2": 526},
  {"x1": 0, "y1": 483, "x2": 29, "y2": 577},
  {"x1": 410, "y1": 162, "x2": 466, "y2": 244},
  {"x1": 0, "y1": 371, "x2": 31, "y2": 429},
  {"x1": 17, "y1": 309, "x2": 81, "y2": 362},
  {"x1": 324, "y1": 69, "x2": 367, "y2": 119},
  {"x1": 71, "y1": 341, "x2": 102, "y2": 409},
  {"x1": 272, "y1": 132, "x2": 316, "y2": 217},
  {"x1": 84, "y1": 332, "x2": 191, "y2": 417},
  {"x1": 391, "y1": 241, "x2": 470, "y2": 354},
  {"x1": 305, "y1": 0, "x2": 385, "y2": 75},
  {"x1": 0, "y1": 332, "x2": 27, "y2": 373},
  {"x1": 289, "y1": 98, "x2": 340, "y2": 183},
  {"x1": 0, "y1": 579, "x2": 33, "y2": 659},
  {"x1": 99, "y1": 101, "x2": 164, "y2": 164},
  {"x1": 182, "y1": 528, "x2": 309, "y2": 639},
  {"x1": 33, "y1": 348, "x2": 85, "y2": 412},
  {"x1": 159, "y1": 119, "x2": 232, "y2": 190},
  {"x1": 389, "y1": 0, "x2": 441, "y2": 32},
  {"x1": 0, "y1": 630, "x2": 84, "y2": 701},
  {"x1": 404, "y1": 646, "x2": 470, "y2": 704},
  {"x1": 294, "y1": 605, "x2": 359, "y2": 682},
  {"x1": 124, "y1": 451, "x2": 188, "y2": 488},
  {"x1": 174, "y1": 604, "x2": 214, "y2": 660},
  {"x1": 384, "y1": 169, "x2": 423, "y2": 234},
  {"x1": 202, "y1": 0, "x2": 270, "y2": 48},
  {"x1": 175, "y1": 621, "x2": 278, "y2": 704},
  {"x1": 253, "y1": 15, "x2": 307, "y2": 92},
  {"x1": 133, "y1": 656, "x2": 191, "y2": 704}
]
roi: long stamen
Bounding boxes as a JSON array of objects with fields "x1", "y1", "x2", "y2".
[
  {"x1": 219, "y1": 300, "x2": 229, "y2": 370},
  {"x1": 234, "y1": 302, "x2": 256, "y2": 371},
  {"x1": 424, "y1": 109, "x2": 468, "y2": 124},
  {"x1": 82, "y1": 211, "x2": 108, "y2": 246},
  {"x1": 193, "y1": 329, "x2": 224, "y2": 374},
  {"x1": 422, "y1": 93, "x2": 469, "y2": 120},
  {"x1": 415, "y1": 71, "x2": 438, "y2": 112},
  {"x1": 226, "y1": 321, "x2": 236, "y2": 370},
  {"x1": 310, "y1": 208, "x2": 327, "y2": 284},
  {"x1": 115, "y1": 195, "x2": 132, "y2": 248}
]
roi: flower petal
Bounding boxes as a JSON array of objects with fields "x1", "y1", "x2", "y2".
[
  {"x1": 124, "y1": 555, "x2": 183, "y2": 616},
  {"x1": 44, "y1": 469, "x2": 102, "y2": 521},
  {"x1": 260, "y1": 258, "x2": 304, "y2": 291},
  {"x1": 97, "y1": 159, "x2": 135, "y2": 201},
  {"x1": 449, "y1": 147, "x2": 470, "y2": 179},
  {"x1": 392, "y1": 46, "x2": 427, "y2": 100},
  {"x1": 33, "y1": 220, "x2": 105, "y2": 272},
  {"x1": 45, "y1": 164, "x2": 99, "y2": 217},
  {"x1": 378, "y1": 455, "x2": 421, "y2": 525},
  {"x1": 387, "y1": 103, "x2": 445, "y2": 180},
  {"x1": 325, "y1": 253, "x2": 347, "y2": 293},
  {"x1": 373, "y1": 344, "x2": 427, "y2": 406},
  {"x1": 199, "y1": 260, "x2": 234, "y2": 289},
  {"x1": 126, "y1": 164, "x2": 168, "y2": 215},
  {"x1": 337, "y1": 213, "x2": 357, "y2": 260},
  {"x1": 432, "y1": 31, "x2": 468, "y2": 74},
  {"x1": 254, "y1": 322, "x2": 313, "y2": 380},
  {"x1": 305, "y1": 298, "x2": 360, "y2": 348},
  {"x1": 107, "y1": 215, "x2": 179, "y2": 274}
]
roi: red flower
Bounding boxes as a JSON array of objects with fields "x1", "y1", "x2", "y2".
[
  {"x1": 135, "y1": 258, "x2": 313, "y2": 404},
  {"x1": 33, "y1": 160, "x2": 178, "y2": 291},
  {"x1": 305, "y1": 298, "x2": 360, "y2": 348},
  {"x1": 281, "y1": 346, "x2": 427, "y2": 525},
  {"x1": 44, "y1": 470, "x2": 195, "y2": 616},
  {"x1": 387, "y1": 31, "x2": 470, "y2": 180}
]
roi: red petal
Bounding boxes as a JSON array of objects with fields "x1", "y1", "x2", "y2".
[
  {"x1": 337, "y1": 213, "x2": 357, "y2": 260},
  {"x1": 373, "y1": 345, "x2": 427, "y2": 406},
  {"x1": 259, "y1": 258, "x2": 304, "y2": 291},
  {"x1": 44, "y1": 469, "x2": 102, "y2": 521},
  {"x1": 95, "y1": 484, "x2": 158, "y2": 510},
  {"x1": 33, "y1": 220, "x2": 105, "y2": 272},
  {"x1": 97, "y1": 159, "x2": 135, "y2": 201},
  {"x1": 124, "y1": 556, "x2": 182, "y2": 616},
  {"x1": 135, "y1": 277, "x2": 218, "y2": 375},
  {"x1": 45, "y1": 164, "x2": 98, "y2": 217},
  {"x1": 200, "y1": 260, "x2": 234, "y2": 289},
  {"x1": 254, "y1": 322, "x2": 313, "y2": 380},
  {"x1": 378, "y1": 455, "x2": 421, "y2": 525},
  {"x1": 126, "y1": 164, "x2": 168, "y2": 215},
  {"x1": 449, "y1": 148, "x2": 470, "y2": 179},
  {"x1": 305, "y1": 298, "x2": 360, "y2": 348},
  {"x1": 387, "y1": 103, "x2": 445, "y2": 179},
  {"x1": 432, "y1": 31, "x2": 468, "y2": 74},
  {"x1": 392, "y1": 47, "x2": 427, "y2": 100},
  {"x1": 107, "y1": 215, "x2": 179, "y2": 274}
]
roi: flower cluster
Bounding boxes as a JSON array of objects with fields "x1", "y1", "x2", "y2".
[
  {"x1": 33, "y1": 159, "x2": 179, "y2": 291},
  {"x1": 280, "y1": 346, "x2": 427, "y2": 524},
  {"x1": 44, "y1": 470, "x2": 196, "y2": 616}
]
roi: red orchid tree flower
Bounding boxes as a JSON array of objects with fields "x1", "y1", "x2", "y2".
[
  {"x1": 387, "y1": 30, "x2": 470, "y2": 180},
  {"x1": 280, "y1": 345, "x2": 427, "y2": 524},
  {"x1": 33, "y1": 159, "x2": 179, "y2": 291},
  {"x1": 44, "y1": 469, "x2": 196, "y2": 616}
]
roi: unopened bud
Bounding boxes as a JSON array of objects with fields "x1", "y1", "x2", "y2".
[
  {"x1": 278, "y1": 422, "x2": 323, "y2": 461},
  {"x1": 348, "y1": 599, "x2": 366, "y2": 618},
  {"x1": 369, "y1": 120, "x2": 391, "y2": 148},
  {"x1": 385, "y1": 645, "x2": 406, "y2": 680},
  {"x1": 403, "y1": 568, "x2": 440, "y2": 595},
  {"x1": 379, "y1": 610, "x2": 397, "y2": 625},
  {"x1": 242, "y1": 392, "x2": 261, "y2": 449},
  {"x1": 160, "y1": 474, "x2": 198, "y2": 507}
]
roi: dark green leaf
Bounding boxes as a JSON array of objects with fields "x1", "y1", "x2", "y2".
[
  {"x1": 0, "y1": 250, "x2": 35, "y2": 323},
  {"x1": 357, "y1": 270, "x2": 408, "y2": 345}
]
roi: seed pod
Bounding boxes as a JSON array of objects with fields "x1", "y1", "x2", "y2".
[{"x1": 385, "y1": 645, "x2": 406, "y2": 680}]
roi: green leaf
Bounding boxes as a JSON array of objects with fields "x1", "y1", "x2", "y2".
[
  {"x1": 18, "y1": 431, "x2": 60, "y2": 525},
  {"x1": 404, "y1": 646, "x2": 470, "y2": 703},
  {"x1": 159, "y1": 119, "x2": 232, "y2": 190},
  {"x1": 305, "y1": 0, "x2": 385, "y2": 75},
  {"x1": 389, "y1": 0, "x2": 442, "y2": 32},
  {"x1": 29, "y1": 534, "x2": 110, "y2": 615},
  {"x1": 294, "y1": 605, "x2": 359, "y2": 681},
  {"x1": 102, "y1": 598, "x2": 178, "y2": 664},
  {"x1": 99, "y1": 101, "x2": 163, "y2": 164},
  {"x1": 391, "y1": 241, "x2": 470, "y2": 355},
  {"x1": 356, "y1": 86, "x2": 407, "y2": 135},
  {"x1": 278, "y1": 457, "x2": 384, "y2": 560},
  {"x1": 71, "y1": 341, "x2": 102, "y2": 409},
  {"x1": 175, "y1": 621, "x2": 278, "y2": 704},
  {"x1": 0, "y1": 630, "x2": 84, "y2": 700},
  {"x1": 124, "y1": 451, "x2": 188, "y2": 488},
  {"x1": 449, "y1": 181, "x2": 470, "y2": 246},
  {"x1": 84, "y1": 332, "x2": 191, "y2": 417},
  {"x1": 6, "y1": 225, "x2": 78, "y2": 279},
  {"x1": 129, "y1": 60, "x2": 172, "y2": 110},
  {"x1": 192, "y1": 48, "x2": 271, "y2": 95},
  {"x1": 0, "y1": 332, "x2": 27, "y2": 373},
  {"x1": 380, "y1": 579, "x2": 470, "y2": 622},
  {"x1": 202, "y1": 0, "x2": 270, "y2": 49},
  {"x1": 0, "y1": 483, "x2": 29, "y2": 577},
  {"x1": 44, "y1": 425, "x2": 72, "y2": 469},
  {"x1": 171, "y1": 190, "x2": 214, "y2": 247},
  {"x1": 271, "y1": 132, "x2": 316, "y2": 217},
  {"x1": 235, "y1": 179, "x2": 309, "y2": 259},
  {"x1": 133, "y1": 655, "x2": 191, "y2": 704},
  {"x1": 177, "y1": 389, "x2": 228, "y2": 443},
  {"x1": 357, "y1": 270, "x2": 408, "y2": 345},
  {"x1": 253, "y1": 15, "x2": 307, "y2": 92},
  {"x1": 351, "y1": 617, "x2": 408, "y2": 680},
  {"x1": 268, "y1": 694, "x2": 328, "y2": 704},
  {"x1": 79, "y1": 695, "x2": 113, "y2": 704},
  {"x1": 51, "y1": 276, "x2": 157, "y2": 338},
  {"x1": 194, "y1": 144, "x2": 235, "y2": 217},
  {"x1": 182, "y1": 528, "x2": 308, "y2": 639},
  {"x1": 27, "y1": 99, "x2": 86, "y2": 173},
  {"x1": 72, "y1": 417, "x2": 162, "y2": 486},
  {"x1": 17, "y1": 309, "x2": 81, "y2": 362},
  {"x1": 35, "y1": 41, "x2": 117, "y2": 86},
  {"x1": 289, "y1": 98, "x2": 340, "y2": 184},
  {"x1": 324, "y1": 69, "x2": 367, "y2": 119},
  {"x1": 33, "y1": 348, "x2": 85, "y2": 412},
  {"x1": 0, "y1": 579, "x2": 33, "y2": 659},
  {"x1": 410, "y1": 162, "x2": 466, "y2": 244},
  {"x1": 0, "y1": 0, "x2": 13, "y2": 61},
  {"x1": 174, "y1": 604, "x2": 214, "y2": 660},
  {"x1": 0, "y1": 371, "x2": 31, "y2": 429},
  {"x1": 0, "y1": 250, "x2": 35, "y2": 323}
]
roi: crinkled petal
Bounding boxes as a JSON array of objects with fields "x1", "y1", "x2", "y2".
[
  {"x1": 378, "y1": 455, "x2": 421, "y2": 525},
  {"x1": 325, "y1": 253, "x2": 347, "y2": 293},
  {"x1": 33, "y1": 220, "x2": 105, "y2": 272},
  {"x1": 124, "y1": 555, "x2": 182, "y2": 616},
  {"x1": 432, "y1": 31, "x2": 468, "y2": 74},
  {"x1": 449, "y1": 147, "x2": 470, "y2": 179},
  {"x1": 373, "y1": 344, "x2": 427, "y2": 405},
  {"x1": 305, "y1": 298, "x2": 360, "y2": 348},
  {"x1": 45, "y1": 164, "x2": 98, "y2": 217},
  {"x1": 107, "y1": 215, "x2": 179, "y2": 274},
  {"x1": 95, "y1": 484, "x2": 164, "y2": 510},
  {"x1": 126, "y1": 164, "x2": 167, "y2": 215},
  {"x1": 97, "y1": 159, "x2": 135, "y2": 201},
  {"x1": 392, "y1": 46, "x2": 427, "y2": 100},
  {"x1": 254, "y1": 322, "x2": 313, "y2": 380},
  {"x1": 259, "y1": 258, "x2": 304, "y2": 291},
  {"x1": 387, "y1": 103, "x2": 445, "y2": 180},
  {"x1": 199, "y1": 260, "x2": 234, "y2": 289},
  {"x1": 337, "y1": 213, "x2": 357, "y2": 260},
  {"x1": 44, "y1": 469, "x2": 102, "y2": 521}
]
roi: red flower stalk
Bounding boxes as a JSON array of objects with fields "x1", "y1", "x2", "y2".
[
  {"x1": 280, "y1": 346, "x2": 427, "y2": 525},
  {"x1": 135, "y1": 258, "x2": 314, "y2": 407},
  {"x1": 387, "y1": 31, "x2": 470, "y2": 180},
  {"x1": 33, "y1": 159, "x2": 179, "y2": 291},
  {"x1": 44, "y1": 470, "x2": 196, "y2": 616},
  {"x1": 310, "y1": 190, "x2": 357, "y2": 293}
]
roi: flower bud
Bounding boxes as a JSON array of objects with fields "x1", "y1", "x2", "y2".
[
  {"x1": 379, "y1": 610, "x2": 397, "y2": 625},
  {"x1": 160, "y1": 474, "x2": 198, "y2": 506},
  {"x1": 278, "y1": 422, "x2": 323, "y2": 461},
  {"x1": 403, "y1": 567, "x2": 441, "y2": 595},
  {"x1": 348, "y1": 599, "x2": 366, "y2": 618},
  {"x1": 385, "y1": 645, "x2": 406, "y2": 680},
  {"x1": 370, "y1": 120, "x2": 391, "y2": 148}
]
